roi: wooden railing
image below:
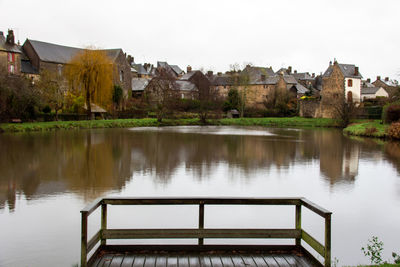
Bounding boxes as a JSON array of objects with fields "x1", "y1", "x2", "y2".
[{"x1": 81, "y1": 197, "x2": 332, "y2": 267}]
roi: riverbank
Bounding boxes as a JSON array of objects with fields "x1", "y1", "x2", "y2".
[
  {"x1": 0, "y1": 117, "x2": 340, "y2": 133},
  {"x1": 343, "y1": 120, "x2": 388, "y2": 138}
]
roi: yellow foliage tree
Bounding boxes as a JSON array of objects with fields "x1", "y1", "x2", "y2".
[{"x1": 65, "y1": 49, "x2": 113, "y2": 118}]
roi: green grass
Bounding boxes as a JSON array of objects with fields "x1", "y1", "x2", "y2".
[
  {"x1": 0, "y1": 117, "x2": 340, "y2": 133},
  {"x1": 352, "y1": 264, "x2": 400, "y2": 267},
  {"x1": 343, "y1": 120, "x2": 388, "y2": 138}
]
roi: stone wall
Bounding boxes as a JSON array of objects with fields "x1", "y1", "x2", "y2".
[
  {"x1": 299, "y1": 99, "x2": 321, "y2": 118},
  {"x1": 113, "y1": 50, "x2": 132, "y2": 98},
  {"x1": 321, "y1": 62, "x2": 345, "y2": 118}
]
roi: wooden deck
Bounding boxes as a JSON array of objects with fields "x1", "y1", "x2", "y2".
[
  {"x1": 81, "y1": 198, "x2": 331, "y2": 267},
  {"x1": 90, "y1": 252, "x2": 317, "y2": 267}
]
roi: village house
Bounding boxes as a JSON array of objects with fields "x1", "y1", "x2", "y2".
[
  {"x1": 322, "y1": 61, "x2": 362, "y2": 103},
  {"x1": 372, "y1": 76, "x2": 399, "y2": 98},
  {"x1": 22, "y1": 39, "x2": 133, "y2": 98},
  {"x1": 209, "y1": 65, "x2": 308, "y2": 109},
  {"x1": 361, "y1": 86, "x2": 389, "y2": 100},
  {"x1": 0, "y1": 30, "x2": 22, "y2": 75}
]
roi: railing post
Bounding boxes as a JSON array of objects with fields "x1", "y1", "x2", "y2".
[
  {"x1": 198, "y1": 202, "x2": 204, "y2": 245},
  {"x1": 81, "y1": 211, "x2": 88, "y2": 267},
  {"x1": 101, "y1": 203, "x2": 107, "y2": 246},
  {"x1": 325, "y1": 213, "x2": 331, "y2": 267},
  {"x1": 295, "y1": 204, "x2": 301, "y2": 247}
]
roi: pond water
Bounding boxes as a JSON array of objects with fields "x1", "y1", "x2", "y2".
[{"x1": 0, "y1": 126, "x2": 400, "y2": 266}]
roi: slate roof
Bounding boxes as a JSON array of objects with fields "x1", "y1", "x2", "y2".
[
  {"x1": 378, "y1": 79, "x2": 398, "y2": 87},
  {"x1": 209, "y1": 74, "x2": 233, "y2": 86},
  {"x1": 0, "y1": 34, "x2": 22, "y2": 53},
  {"x1": 26, "y1": 39, "x2": 122, "y2": 64},
  {"x1": 361, "y1": 87, "x2": 384, "y2": 95},
  {"x1": 256, "y1": 74, "x2": 297, "y2": 85},
  {"x1": 170, "y1": 65, "x2": 184, "y2": 75},
  {"x1": 176, "y1": 80, "x2": 197, "y2": 91},
  {"x1": 132, "y1": 64, "x2": 149, "y2": 75},
  {"x1": 21, "y1": 60, "x2": 39, "y2": 74},
  {"x1": 180, "y1": 71, "x2": 197, "y2": 81},
  {"x1": 287, "y1": 83, "x2": 309, "y2": 94},
  {"x1": 242, "y1": 66, "x2": 275, "y2": 84},
  {"x1": 132, "y1": 78, "x2": 151, "y2": 91},
  {"x1": 323, "y1": 63, "x2": 363, "y2": 79},
  {"x1": 292, "y1": 72, "x2": 314, "y2": 81}
]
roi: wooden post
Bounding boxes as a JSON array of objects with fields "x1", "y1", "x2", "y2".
[
  {"x1": 198, "y1": 202, "x2": 204, "y2": 245},
  {"x1": 325, "y1": 213, "x2": 331, "y2": 267},
  {"x1": 295, "y1": 204, "x2": 301, "y2": 247},
  {"x1": 101, "y1": 203, "x2": 107, "y2": 246},
  {"x1": 81, "y1": 211, "x2": 88, "y2": 267}
]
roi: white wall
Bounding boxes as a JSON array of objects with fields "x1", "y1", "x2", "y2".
[{"x1": 345, "y1": 78, "x2": 361, "y2": 102}]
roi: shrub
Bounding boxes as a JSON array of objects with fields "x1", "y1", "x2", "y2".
[
  {"x1": 388, "y1": 122, "x2": 400, "y2": 139},
  {"x1": 42, "y1": 105, "x2": 51, "y2": 113},
  {"x1": 361, "y1": 236, "x2": 384, "y2": 264},
  {"x1": 364, "y1": 126, "x2": 378, "y2": 136},
  {"x1": 385, "y1": 104, "x2": 400, "y2": 123}
]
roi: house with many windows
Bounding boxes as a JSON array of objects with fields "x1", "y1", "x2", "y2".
[{"x1": 0, "y1": 30, "x2": 22, "y2": 75}]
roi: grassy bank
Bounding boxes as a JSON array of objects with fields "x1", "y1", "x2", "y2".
[
  {"x1": 0, "y1": 117, "x2": 339, "y2": 133},
  {"x1": 343, "y1": 120, "x2": 388, "y2": 138}
]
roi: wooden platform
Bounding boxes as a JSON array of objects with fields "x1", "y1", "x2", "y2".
[{"x1": 90, "y1": 252, "x2": 317, "y2": 267}]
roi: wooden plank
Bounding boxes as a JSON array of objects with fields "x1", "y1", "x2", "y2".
[
  {"x1": 199, "y1": 256, "x2": 212, "y2": 267},
  {"x1": 178, "y1": 256, "x2": 189, "y2": 267},
  {"x1": 81, "y1": 213, "x2": 88, "y2": 267},
  {"x1": 301, "y1": 230, "x2": 325, "y2": 257},
  {"x1": 292, "y1": 255, "x2": 310, "y2": 267},
  {"x1": 188, "y1": 256, "x2": 201, "y2": 267},
  {"x1": 220, "y1": 256, "x2": 234, "y2": 267},
  {"x1": 98, "y1": 254, "x2": 114, "y2": 267},
  {"x1": 199, "y1": 203, "x2": 204, "y2": 245},
  {"x1": 110, "y1": 255, "x2": 125, "y2": 267},
  {"x1": 325, "y1": 214, "x2": 331, "y2": 267},
  {"x1": 300, "y1": 198, "x2": 331, "y2": 218},
  {"x1": 87, "y1": 230, "x2": 101, "y2": 253},
  {"x1": 263, "y1": 256, "x2": 279, "y2": 267},
  {"x1": 230, "y1": 255, "x2": 246, "y2": 267},
  {"x1": 210, "y1": 256, "x2": 224, "y2": 267},
  {"x1": 132, "y1": 256, "x2": 146, "y2": 267},
  {"x1": 101, "y1": 204, "x2": 107, "y2": 246},
  {"x1": 103, "y1": 229, "x2": 300, "y2": 239},
  {"x1": 282, "y1": 256, "x2": 296, "y2": 267},
  {"x1": 81, "y1": 197, "x2": 103, "y2": 215},
  {"x1": 144, "y1": 256, "x2": 156, "y2": 267},
  {"x1": 167, "y1": 256, "x2": 178, "y2": 267},
  {"x1": 239, "y1": 256, "x2": 256, "y2": 267},
  {"x1": 90, "y1": 256, "x2": 102, "y2": 267},
  {"x1": 102, "y1": 197, "x2": 301, "y2": 206},
  {"x1": 120, "y1": 256, "x2": 135, "y2": 267},
  {"x1": 251, "y1": 255, "x2": 268, "y2": 267},
  {"x1": 295, "y1": 205, "x2": 301, "y2": 247},
  {"x1": 271, "y1": 256, "x2": 289, "y2": 267},
  {"x1": 156, "y1": 256, "x2": 167, "y2": 267}
]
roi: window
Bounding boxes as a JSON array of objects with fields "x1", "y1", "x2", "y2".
[
  {"x1": 120, "y1": 70, "x2": 124, "y2": 82},
  {"x1": 347, "y1": 79, "x2": 353, "y2": 87},
  {"x1": 7, "y1": 53, "x2": 14, "y2": 62},
  {"x1": 8, "y1": 64, "x2": 15, "y2": 74},
  {"x1": 181, "y1": 93, "x2": 185, "y2": 99},
  {"x1": 57, "y1": 65, "x2": 62, "y2": 76}
]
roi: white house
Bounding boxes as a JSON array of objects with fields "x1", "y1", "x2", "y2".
[
  {"x1": 323, "y1": 62, "x2": 363, "y2": 102},
  {"x1": 361, "y1": 86, "x2": 389, "y2": 101}
]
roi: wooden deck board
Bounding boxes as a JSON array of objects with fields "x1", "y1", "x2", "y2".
[{"x1": 89, "y1": 253, "x2": 316, "y2": 267}]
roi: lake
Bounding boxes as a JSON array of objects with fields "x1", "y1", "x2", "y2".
[{"x1": 0, "y1": 126, "x2": 399, "y2": 266}]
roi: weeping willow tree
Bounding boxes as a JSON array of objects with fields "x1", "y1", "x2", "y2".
[{"x1": 65, "y1": 49, "x2": 113, "y2": 118}]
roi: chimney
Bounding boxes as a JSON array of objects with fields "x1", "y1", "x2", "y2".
[
  {"x1": 367, "y1": 78, "x2": 371, "y2": 83},
  {"x1": 354, "y1": 66, "x2": 359, "y2": 76},
  {"x1": 187, "y1": 65, "x2": 192, "y2": 73},
  {"x1": 127, "y1": 55, "x2": 134, "y2": 65},
  {"x1": 377, "y1": 76, "x2": 381, "y2": 81},
  {"x1": 329, "y1": 61, "x2": 332, "y2": 66},
  {"x1": 312, "y1": 73, "x2": 315, "y2": 78},
  {"x1": 6, "y1": 29, "x2": 15, "y2": 45},
  {"x1": 288, "y1": 66, "x2": 292, "y2": 74},
  {"x1": 217, "y1": 72, "x2": 222, "y2": 76},
  {"x1": 261, "y1": 74, "x2": 266, "y2": 81},
  {"x1": 385, "y1": 77, "x2": 389, "y2": 82},
  {"x1": 294, "y1": 70, "x2": 297, "y2": 74},
  {"x1": 207, "y1": 71, "x2": 213, "y2": 76}
]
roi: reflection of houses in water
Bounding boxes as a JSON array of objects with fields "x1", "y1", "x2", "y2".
[
  {"x1": 0, "y1": 179, "x2": 16, "y2": 212},
  {"x1": 319, "y1": 132, "x2": 361, "y2": 185}
]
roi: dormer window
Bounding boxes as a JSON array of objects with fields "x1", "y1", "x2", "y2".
[{"x1": 347, "y1": 79, "x2": 353, "y2": 87}]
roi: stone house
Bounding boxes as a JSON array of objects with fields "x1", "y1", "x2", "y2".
[
  {"x1": 179, "y1": 69, "x2": 210, "y2": 99},
  {"x1": 22, "y1": 39, "x2": 132, "y2": 99},
  {"x1": 0, "y1": 30, "x2": 22, "y2": 75},
  {"x1": 372, "y1": 76, "x2": 399, "y2": 98},
  {"x1": 322, "y1": 61, "x2": 362, "y2": 103},
  {"x1": 209, "y1": 66, "x2": 307, "y2": 109}
]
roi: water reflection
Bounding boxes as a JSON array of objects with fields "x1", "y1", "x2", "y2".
[{"x1": 0, "y1": 126, "x2": 399, "y2": 211}]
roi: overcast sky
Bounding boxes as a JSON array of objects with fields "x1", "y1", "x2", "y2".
[{"x1": 1, "y1": 0, "x2": 399, "y2": 80}]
